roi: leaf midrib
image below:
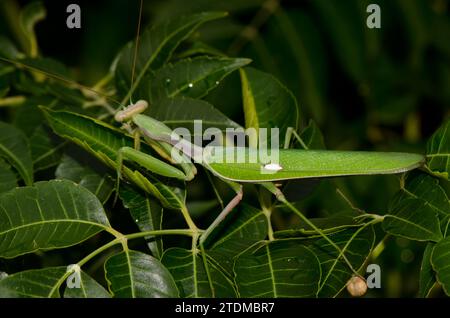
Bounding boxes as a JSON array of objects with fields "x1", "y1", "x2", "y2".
[
  {"x1": 0, "y1": 143, "x2": 32, "y2": 185},
  {"x1": 0, "y1": 219, "x2": 108, "y2": 236}
]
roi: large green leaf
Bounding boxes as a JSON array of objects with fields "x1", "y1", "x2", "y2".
[
  {"x1": 148, "y1": 97, "x2": 241, "y2": 133},
  {"x1": 119, "y1": 185, "x2": 163, "y2": 259},
  {"x1": 234, "y1": 240, "x2": 321, "y2": 298},
  {"x1": 42, "y1": 108, "x2": 186, "y2": 209},
  {"x1": 13, "y1": 103, "x2": 65, "y2": 172},
  {"x1": 391, "y1": 172, "x2": 450, "y2": 219},
  {"x1": 240, "y1": 67, "x2": 299, "y2": 146},
  {"x1": 0, "y1": 180, "x2": 110, "y2": 258},
  {"x1": 431, "y1": 236, "x2": 450, "y2": 296},
  {"x1": 115, "y1": 11, "x2": 227, "y2": 99},
  {"x1": 275, "y1": 213, "x2": 360, "y2": 238},
  {"x1": 146, "y1": 56, "x2": 251, "y2": 102},
  {"x1": 310, "y1": 226, "x2": 375, "y2": 297},
  {"x1": 206, "y1": 204, "x2": 268, "y2": 276},
  {"x1": 390, "y1": 172, "x2": 450, "y2": 234},
  {"x1": 30, "y1": 125, "x2": 65, "y2": 172},
  {"x1": 0, "y1": 160, "x2": 17, "y2": 193},
  {"x1": 419, "y1": 243, "x2": 436, "y2": 297},
  {"x1": 56, "y1": 154, "x2": 114, "y2": 204},
  {"x1": 162, "y1": 247, "x2": 236, "y2": 298},
  {"x1": 383, "y1": 198, "x2": 443, "y2": 242},
  {"x1": 426, "y1": 119, "x2": 449, "y2": 179},
  {"x1": 105, "y1": 250, "x2": 179, "y2": 298},
  {"x1": 0, "y1": 267, "x2": 66, "y2": 298},
  {"x1": 64, "y1": 270, "x2": 111, "y2": 298},
  {"x1": 0, "y1": 121, "x2": 33, "y2": 185}
]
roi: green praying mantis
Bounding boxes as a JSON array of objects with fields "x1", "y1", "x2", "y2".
[
  {"x1": 0, "y1": 0, "x2": 426, "y2": 275},
  {"x1": 0, "y1": 55, "x2": 425, "y2": 275},
  {"x1": 111, "y1": 98, "x2": 424, "y2": 274}
]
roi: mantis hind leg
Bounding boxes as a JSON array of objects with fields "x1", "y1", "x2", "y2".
[{"x1": 199, "y1": 182, "x2": 243, "y2": 246}]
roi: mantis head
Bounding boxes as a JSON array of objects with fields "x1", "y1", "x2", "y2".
[{"x1": 114, "y1": 100, "x2": 149, "y2": 122}]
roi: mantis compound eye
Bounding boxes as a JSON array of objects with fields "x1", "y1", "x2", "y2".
[{"x1": 346, "y1": 275, "x2": 368, "y2": 297}]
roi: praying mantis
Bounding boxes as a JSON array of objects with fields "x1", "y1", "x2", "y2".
[
  {"x1": 110, "y1": 98, "x2": 424, "y2": 273},
  {"x1": 0, "y1": 1, "x2": 426, "y2": 278}
]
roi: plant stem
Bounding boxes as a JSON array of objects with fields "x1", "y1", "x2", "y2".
[
  {"x1": 124, "y1": 229, "x2": 198, "y2": 241},
  {"x1": 77, "y1": 229, "x2": 197, "y2": 268},
  {"x1": 180, "y1": 204, "x2": 200, "y2": 233},
  {"x1": 77, "y1": 239, "x2": 121, "y2": 267}
]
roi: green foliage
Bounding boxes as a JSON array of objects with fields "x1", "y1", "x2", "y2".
[{"x1": 0, "y1": 1, "x2": 448, "y2": 299}]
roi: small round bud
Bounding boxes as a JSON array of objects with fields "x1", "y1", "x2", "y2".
[{"x1": 346, "y1": 275, "x2": 367, "y2": 297}]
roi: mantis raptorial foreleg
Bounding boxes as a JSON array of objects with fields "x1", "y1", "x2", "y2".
[{"x1": 113, "y1": 145, "x2": 188, "y2": 204}]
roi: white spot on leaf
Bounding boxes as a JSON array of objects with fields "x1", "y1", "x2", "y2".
[{"x1": 263, "y1": 163, "x2": 283, "y2": 172}]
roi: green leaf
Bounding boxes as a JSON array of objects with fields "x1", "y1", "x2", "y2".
[
  {"x1": 426, "y1": 119, "x2": 449, "y2": 179},
  {"x1": 419, "y1": 243, "x2": 436, "y2": 297},
  {"x1": 56, "y1": 154, "x2": 114, "y2": 204},
  {"x1": 105, "y1": 250, "x2": 179, "y2": 298},
  {"x1": 149, "y1": 97, "x2": 241, "y2": 134},
  {"x1": 275, "y1": 213, "x2": 360, "y2": 238},
  {"x1": 390, "y1": 172, "x2": 450, "y2": 235},
  {"x1": 207, "y1": 204, "x2": 268, "y2": 275},
  {"x1": 310, "y1": 226, "x2": 375, "y2": 297},
  {"x1": 0, "y1": 35, "x2": 23, "y2": 59},
  {"x1": 431, "y1": 236, "x2": 450, "y2": 296},
  {"x1": 0, "y1": 267, "x2": 66, "y2": 298},
  {"x1": 30, "y1": 125, "x2": 65, "y2": 172},
  {"x1": 115, "y1": 11, "x2": 227, "y2": 99},
  {"x1": 42, "y1": 108, "x2": 186, "y2": 209},
  {"x1": 391, "y1": 172, "x2": 450, "y2": 219},
  {"x1": 21, "y1": 57, "x2": 72, "y2": 79},
  {"x1": 0, "y1": 160, "x2": 17, "y2": 193},
  {"x1": 299, "y1": 119, "x2": 326, "y2": 150},
  {"x1": 177, "y1": 41, "x2": 226, "y2": 58},
  {"x1": 146, "y1": 56, "x2": 251, "y2": 102},
  {"x1": 0, "y1": 121, "x2": 33, "y2": 185},
  {"x1": 383, "y1": 198, "x2": 442, "y2": 242},
  {"x1": 162, "y1": 247, "x2": 236, "y2": 298},
  {"x1": 64, "y1": 270, "x2": 111, "y2": 298},
  {"x1": 0, "y1": 180, "x2": 110, "y2": 258},
  {"x1": 14, "y1": 103, "x2": 65, "y2": 172},
  {"x1": 234, "y1": 240, "x2": 321, "y2": 297},
  {"x1": 119, "y1": 185, "x2": 163, "y2": 259},
  {"x1": 19, "y1": 1, "x2": 46, "y2": 57},
  {"x1": 240, "y1": 67, "x2": 299, "y2": 146}
]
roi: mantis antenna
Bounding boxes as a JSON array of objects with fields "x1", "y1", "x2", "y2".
[
  {"x1": 0, "y1": 56, "x2": 122, "y2": 107},
  {"x1": 129, "y1": 0, "x2": 144, "y2": 105}
]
